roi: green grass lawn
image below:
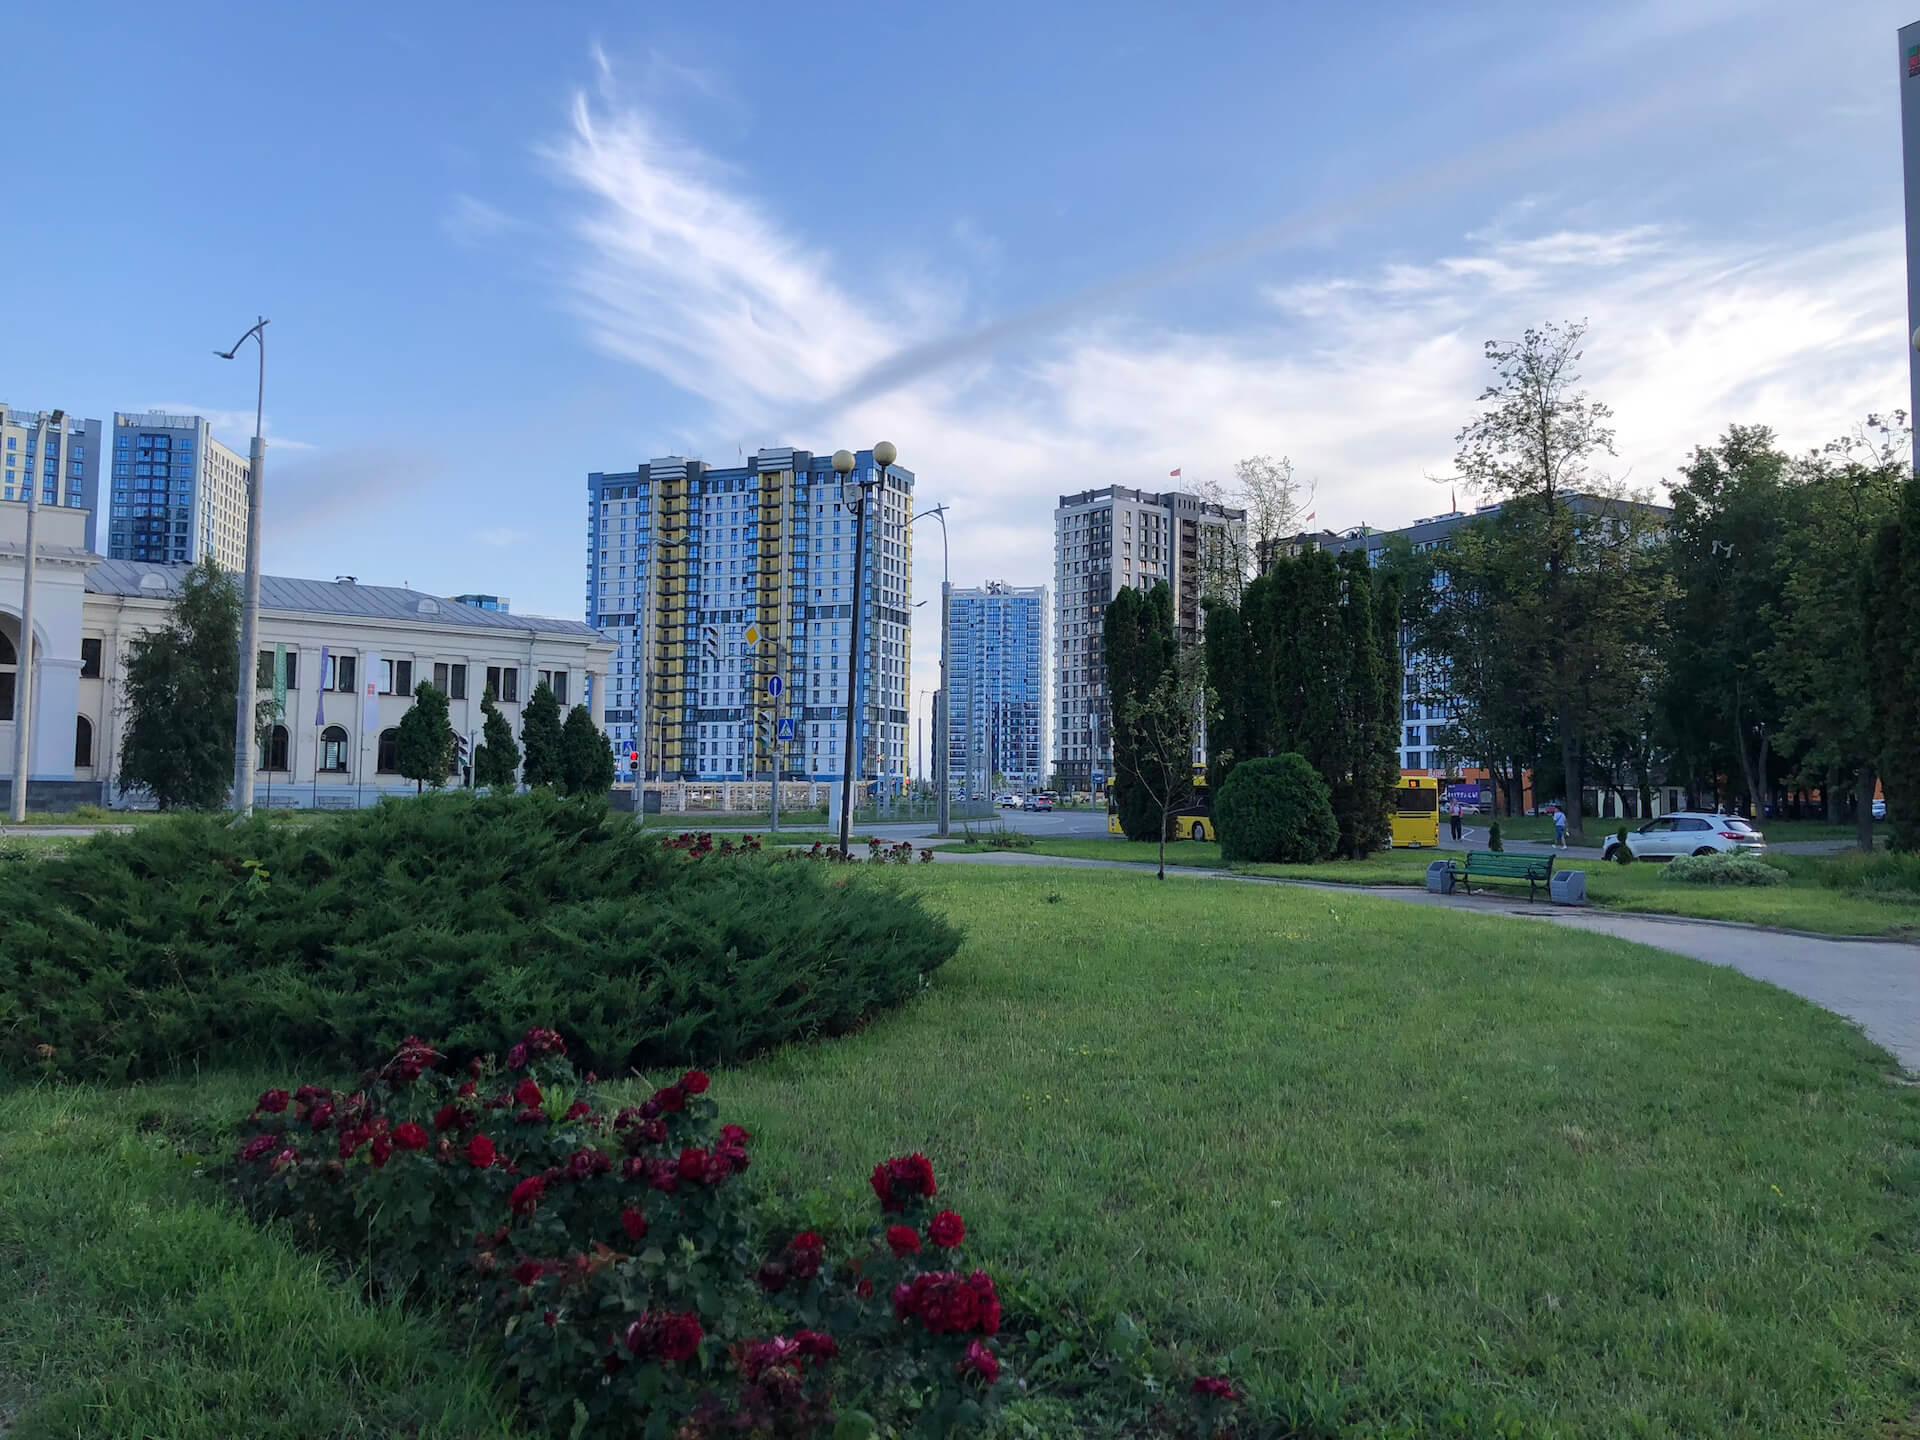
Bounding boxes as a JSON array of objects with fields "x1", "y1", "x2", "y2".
[
  {"x1": 956, "y1": 837, "x2": 1920, "y2": 937},
  {"x1": 705, "y1": 869, "x2": 1920, "y2": 1435},
  {"x1": 0, "y1": 1082, "x2": 518, "y2": 1440}
]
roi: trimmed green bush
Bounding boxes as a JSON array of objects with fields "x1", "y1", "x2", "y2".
[
  {"x1": 1488, "y1": 823, "x2": 1503, "y2": 852},
  {"x1": 0, "y1": 792, "x2": 959, "y2": 1081},
  {"x1": 1213, "y1": 753, "x2": 1340, "y2": 864},
  {"x1": 1659, "y1": 853, "x2": 1787, "y2": 887}
]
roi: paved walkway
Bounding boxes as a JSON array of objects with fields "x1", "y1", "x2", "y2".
[{"x1": 931, "y1": 849, "x2": 1920, "y2": 1070}]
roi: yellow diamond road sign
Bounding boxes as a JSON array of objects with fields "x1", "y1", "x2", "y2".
[{"x1": 744, "y1": 624, "x2": 760, "y2": 647}]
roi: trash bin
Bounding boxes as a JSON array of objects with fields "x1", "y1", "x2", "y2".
[
  {"x1": 1426, "y1": 860, "x2": 1455, "y2": 895},
  {"x1": 1550, "y1": 870, "x2": 1587, "y2": 906}
]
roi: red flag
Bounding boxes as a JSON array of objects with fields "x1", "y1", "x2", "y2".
[{"x1": 1168, "y1": 467, "x2": 1181, "y2": 478}]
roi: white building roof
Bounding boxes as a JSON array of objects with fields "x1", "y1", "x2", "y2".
[{"x1": 84, "y1": 559, "x2": 602, "y2": 639}]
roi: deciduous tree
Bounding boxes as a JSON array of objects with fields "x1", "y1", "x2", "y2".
[{"x1": 118, "y1": 559, "x2": 239, "y2": 809}]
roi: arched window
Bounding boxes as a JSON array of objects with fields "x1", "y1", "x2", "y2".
[
  {"x1": 319, "y1": 725, "x2": 349, "y2": 773},
  {"x1": 377, "y1": 727, "x2": 400, "y2": 773},
  {"x1": 258, "y1": 723, "x2": 290, "y2": 773},
  {"x1": 74, "y1": 715, "x2": 93, "y2": 769},
  {"x1": 0, "y1": 625, "x2": 15, "y2": 723}
]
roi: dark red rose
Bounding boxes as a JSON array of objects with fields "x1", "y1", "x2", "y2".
[
  {"x1": 514, "y1": 1079, "x2": 543, "y2": 1110},
  {"x1": 928, "y1": 1210, "x2": 966, "y2": 1249},
  {"x1": 715, "y1": 1142, "x2": 750, "y2": 1176},
  {"x1": 258, "y1": 1089, "x2": 290, "y2": 1114},
  {"x1": 513, "y1": 1257, "x2": 546, "y2": 1286},
  {"x1": 676, "y1": 1147, "x2": 707, "y2": 1183},
  {"x1": 721, "y1": 1123, "x2": 751, "y2": 1145},
  {"x1": 434, "y1": 1105, "x2": 461, "y2": 1132},
  {"x1": 543, "y1": 1310, "x2": 558, "y2": 1328},
  {"x1": 756, "y1": 1259, "x2": 790, "y2": 1294},
  {"x1": 306, "y1": 1101, "x2": 333, "y2": 1131},
  {"x1": 459, "y1": 1079, "x2": 478, "y2": 1097},
  {"x1": 620, "y1": 1207, "x2": 648, "y2": 1242},
  {"x1": 894, "y1": 1270, "x2": 1000, "y2": 1336},
  {"x1": 514, "y1": 1107, "x2": 545, "y2": 1125},
  {"x1": 624, "y1": 1311, "x2": 703, "y2": 1365},
  {"x1": 743, "y1": 1335, "x2": 801, "y2": 1382},
  {"x1": 564, "y1": 1100, "x2": 591, "y2": 1121},
  {"x1": 466, "y1": 1133, "x2": 497, "y2": 1168},
  {"x1": 1192, "y1": 1376, "x2": 1241, "y2": 1403},
  {"x1": 338, "y1": 1125, "x2": 369, "y2": 1161},
  {"x1": 870, "y1": 1153, "x2": 938, "y2": 1212},
  {"x1": 680, "y1": 1070, "x2": 710, "y2": 1095},
  {"x1": 788, "y1": 1232, "x2": 824, "y2": 1280},
  {"x1": 652, "y1": 1083, "x2": 687, "y2": 1114},
  {"x1": 509, "y1": 1175, "x2": 546, "y2": 1217},
  {"x1": 856, "y1": 1278, "x2": 874, "y2": 1300},
  {"x1": 505, "y1": 1042, "x2": 528, "y2": 1070},
  {"x1": 568, "y1": 1147, "x2": 612, "y2": 1181},
  {"x1": 702, "y1": 1151, "x2": 733, "y2": 1186},
  {"x1": 239, "y1": 1133, "x2": 278, "y2": 1164},
  {"x1": 644, "y1": 1158, "x2": 679, "y2": 1193},
  {"x1": 640, "y1": 1118, "x2": 667, "y2": 1145},
  {"x1": 369, "y1": 1135, "x2": 393, "y2": 1168},
  {"x1": 271, "y1": 1147, "x2": 299, "y2": 1172},
  {"x1": 887, "y1": 1225, "x2": 922, "y2": 1258},
  {"x1": 392, "y1": 1122, "x2": 429, "y2": 1151},
  {"x1": 795, "y1": 1330, "x2": 838, "y2": 1361},
  {"x1": 958, "y1": 1340, "x2": 1000, "y2": 1385}
]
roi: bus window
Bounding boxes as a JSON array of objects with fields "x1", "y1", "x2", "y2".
[{"x1": 1394, "y1": 786, "x2": 1438, "y2": 814}]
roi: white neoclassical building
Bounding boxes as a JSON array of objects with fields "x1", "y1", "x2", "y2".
[{"x1": 1, "y1": 498, "x2": 613, "y2": 810}]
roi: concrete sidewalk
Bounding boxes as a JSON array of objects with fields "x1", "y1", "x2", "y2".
[{"x1": 931, "y1": 848, "x2": 1920, "y2": 1069}]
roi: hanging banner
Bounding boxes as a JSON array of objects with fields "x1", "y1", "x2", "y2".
[
  {"x1": 361, "y1": 650, "x2": 382, "y2": 733},
  {"x1": 314, "y1": 645, "x2": 330, "y2": 727},
  {"x1": 272, "y1": 644, "x2": 288, "y2": 721}
]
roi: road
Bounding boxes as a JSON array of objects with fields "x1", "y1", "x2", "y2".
[{"x1": 930, "y1": 847, "x2": 1920, "y2": 1071}]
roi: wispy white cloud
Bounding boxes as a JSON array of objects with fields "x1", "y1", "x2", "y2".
[
  {"x1": 473, "y1": 525, "x2": 528, "y2": 548},
  {"x1": 539, "y1": 77, "x2": 1904, "y2": 742},
  {"x1": 442, "y1": 193, "x2": 524, "y2": 245},
  {"x1": 144, "y1": 402, "x2": 315, "y2": 452}
]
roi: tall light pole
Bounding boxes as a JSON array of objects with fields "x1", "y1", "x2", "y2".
[
  {"x1": 836, "y1": 443, "x2": 895, "y2": 855},
  {"x1": 216, "y1": 317, "x2": 269, "y2": 814},
  {"x1": 910, "y1": 503, "x2": 950, "y2": 836},
  {"x1": 8, "y1": 409, "x2": 61, "y2": 823}
]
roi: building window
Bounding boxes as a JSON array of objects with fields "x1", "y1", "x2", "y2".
[
  {"x1": 74, "y1": 716, "x2": 94, "y2": 769},
  {"x1": 0, "y1": 627, "x2": 14, "y2": 722},
  {"x1": 377, "y1": 728, "x2": 401, "y2": 773},
  {"x1": 434, "y1": 662, "x2": 468, "y2": 700},
  {"x1": 487, "y1": 665, "x2": 519, "y2": 703},
  {"x1": 80, "y1": 638, "x2": 103, "y2": 679},
  {"x1": 259, "y1": 723, "x2": 290, "y2": 773},
  {"x1": 319, "y1": 725, "x2": 350, "y2": 773},
  {"x1": 327, "y1": 654, "x2": 358, "y2": 693},
  {"x1": 257, "y1": 649, "x2": 298, "y2": 690},
  {"x1": 380, "y1": 658, "x2": 413, "y2": 695},
  {"x1": 539, "y1": 668, "x2": 570, "y2": 705}
]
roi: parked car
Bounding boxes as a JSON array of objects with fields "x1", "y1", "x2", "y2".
[
  {"x1": 996, "y1": 792, "x2": 1021, "y2": 808},
  {"x1": 1023, "y1": 793, "x2": 1055, "y2": 812},
  {"x1": 1601, "y1": 813, "x2": 1766, "y2": 862},
  {"x1": 1873, "y1": 798, "x2": 1888, "y2": 821}
]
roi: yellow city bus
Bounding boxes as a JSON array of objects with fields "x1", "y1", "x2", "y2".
[
  {"x1": 1107, "y1": 765, "x2": 1214, "y2": 841},
  {"x1": 1391, "y1": 775, "x2": 1440, "y2": 848}
]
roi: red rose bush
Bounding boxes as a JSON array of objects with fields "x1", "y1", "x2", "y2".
[{"x1": 230, "y1": 1029, "x2": 1013, "y2": 1437}]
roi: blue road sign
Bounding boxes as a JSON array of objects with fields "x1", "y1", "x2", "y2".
[
  {"x1": 767, "y1": 674, "x2": 784, "y2": 698},
  {"x1": 776, "y1": 716, "x2": 796, "y2": 743}
]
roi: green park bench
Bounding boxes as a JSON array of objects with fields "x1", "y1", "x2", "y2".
[{"x1": 1446, "y1": 850, "x2": 1556, "y2": 902}]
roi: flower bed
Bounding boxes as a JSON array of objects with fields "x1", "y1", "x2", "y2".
[{"x1": 229, "y1": 1029, "x2": 1244, "y2": 1438}]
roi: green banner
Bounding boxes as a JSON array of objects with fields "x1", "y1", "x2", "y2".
[{"x1": 273, "y1": 643, "x2": 288, "y2": 721}]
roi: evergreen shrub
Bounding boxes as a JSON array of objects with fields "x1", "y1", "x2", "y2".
[
  {"x1": 1213, "y1": 753, "x2": 1340, "y2": 864},
  {"x1": 0, "y1": 792, "x2": 958, "y2": 1081}
]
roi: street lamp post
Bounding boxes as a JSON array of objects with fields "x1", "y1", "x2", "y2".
[
  {"x1": 216, "y1": 317, "x2": 269, "y2": 814},
  {"x1": 910, "y1": 503, "x2": 950, "y2": 837},
  {"x1": 836, "y1": 443, "x2": 895, "y2": 856},
  {"x1": 8, "y1": 409, "x2": 61, "y2": 823}
]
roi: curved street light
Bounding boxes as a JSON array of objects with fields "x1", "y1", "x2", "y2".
[{"x1": 215, "y1": 316, "x2": 269, "y2": 814}]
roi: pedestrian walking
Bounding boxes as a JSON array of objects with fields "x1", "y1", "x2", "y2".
[
  {"x1": 1552, "y1": 805, "x2": 1569, "y2": 848},
  {"x1": 1448, "y1": 793, "x2": 1463, "y2": 842}
]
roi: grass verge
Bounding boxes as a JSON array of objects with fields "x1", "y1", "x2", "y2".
[
  {"x1": 948, "y1": 837, "x2": 1920, "y2": 936},
  {"x1": 710, "y1": 868, "x2": 1920, "y2": 1436},
  {"x1": 0, "y1": 1081, "x2": 518, "y2": 1440}
]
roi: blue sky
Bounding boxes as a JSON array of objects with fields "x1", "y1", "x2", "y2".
[{"x1": 4, "y1": 0, "x2": 1914, "y2": 715}]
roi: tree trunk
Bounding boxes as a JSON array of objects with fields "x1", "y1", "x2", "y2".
[
  {"x1": 1157, "y1": 806, "x2": 1168, "y2": 880},
  {"x1": 1857, "y1": 764, "x2": 1876, "y2": 854},
  {"x1": 1559, "y1": 722, "x2": 1584, "y2": 842},
  {"x1": 1756, "y1": 731, "x2": 1771, "y2": 820},
  {"x1": 1825, "y1": 769, "x2": 1841, "y2": 825}
]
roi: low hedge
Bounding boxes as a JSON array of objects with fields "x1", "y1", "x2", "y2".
[
  {"x1": 0, "y1": 792, "x2": 959, "y2": 1081},
  {"x1": 1658, "y1": 852, "x2": 1787, "y2": 887}
]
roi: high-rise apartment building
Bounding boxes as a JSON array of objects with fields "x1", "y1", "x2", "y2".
[
  {"x1": 1, "y1": 403, "x2": 101, "y2": 537},
  {"x1": 586, "y1": 448, "x2": 914, "y2": 787},
  {"x1": 1053, "y1": 486, "x2": 1245, "y2": 791},
  {"x1": 105, "y1": 412, "x2": 249, "y2": 570},
  {"x1": 946, "y1": 581, "x2": 1048, "y2": 796}
]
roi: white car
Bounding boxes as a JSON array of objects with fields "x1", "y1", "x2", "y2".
[
  {"x1": 995, "y1": 792, "x2": 1021, "y2": 808},
  {"x1": 1873, "y1": 798, "x2": 1888, "y2": 821},
  {"x1": 1602, "y1": 812, "x2": 1766, "y2": 861}
]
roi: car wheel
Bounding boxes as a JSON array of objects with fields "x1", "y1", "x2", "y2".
[
  {"x1": 1692, "y1": 846, "x2": 1716, "y2": 857},
  {"x1": 1602, "y1": 841, "x2": 1618, "y2": 862}
]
